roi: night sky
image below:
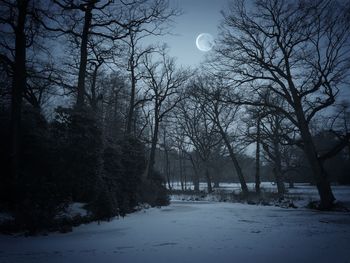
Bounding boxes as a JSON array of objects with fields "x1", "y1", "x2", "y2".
[{"x1": 161, "y1": 0, "x2": 228, "y2": 68}]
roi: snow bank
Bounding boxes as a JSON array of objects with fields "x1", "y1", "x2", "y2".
[{"x1": 57, "y1": 202, "x2": 89, "y2": 219}]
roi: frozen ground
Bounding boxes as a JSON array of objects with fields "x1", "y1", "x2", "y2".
[{"x1": 0, "y1": 185, "x2": 350, "y2": 263}]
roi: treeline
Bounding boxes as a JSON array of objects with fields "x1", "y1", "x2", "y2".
[{"x1": 154, "y1": 130, "x2": 350, "y2": 191}]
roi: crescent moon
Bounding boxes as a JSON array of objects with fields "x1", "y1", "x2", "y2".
[{"x1": 196, "y1": 33, "x2": 214, "y2": 52}]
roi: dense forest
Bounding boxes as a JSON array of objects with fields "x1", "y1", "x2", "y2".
[{"x1": 0, "y1": 0, "x2": 350, "y2": 234}]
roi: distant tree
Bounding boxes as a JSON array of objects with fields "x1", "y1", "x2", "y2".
[
  {"x1": 168, "y1": 124, "x2": 191, "y2": 191},
  {"x1": 159, "y1": 123, "x2": 173, "y2": 190},
  {"x1": 260, "y1": 112, "x2": 287, "y2": 195},
  {"x1": 192, "y1": 76, "x2": 249, "y2": 194},
  {"x1": 141, "y1": 48, "x2": 189, "y2": 179},
  {"x1": 243, "y1": 106, "x2": 264, "y2": 193},
  {"x1": 100, "y1": 73, "x2": 129, "y2": 140},
  {"x1": 84, "y1": 38, "x2": 116, "y2": 112},
  {"x1": 245, "y1": 92, "x2": 296, "y2": 196},
  {"x1": 209, "y1": 144, "x2": 226, "y2": 188},
  {"x1": 177, "y1": 89, "x2": 222, "y2": 193},
  {"x1": 187, "y1": 150, "x2": 202, "y2": 192}
]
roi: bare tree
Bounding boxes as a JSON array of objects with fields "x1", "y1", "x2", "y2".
[
  {"x1": 84, "y1": 37, "x2": 118, "y2": 112},
  {"x1": 0, "y1": 0, "x2": 45, "y2": 191},
  {"x1": 244, "y1": 106, "x2": 263, "y2": 193},
  {"x1": 260, "y1": 112, "x2": 287, "y2": 196},
  {"x1": 141, "y1": 48, "x2": 189, "y2": 179},
  {"x1": 214, "y1": 0, "x2": 350, "y2": 208},
  {"x1": 100, "y1": 72, "x2": 129, "y2": 141},
  {"x1": 158, "y1": 119, "x2": 188, "y2": 190},
  {"x1": 254, "y1": 114, "x2": 261, "y2": 193},
  {"x1": 44, "y1": 0, "x2": 134, "y2": 108},
  {"x1": 192, "y1": 76, "x2": 249, "y2": 194},
  {"x1": 121, "y1": 0, "x2": 180, "y2": 135},
  {"x1": 187, "y1": 150, "x2": 202, "y2": 192},
  {"x1": 244, "y1": 93, "x2": 295, "y2": 196},
  {"x1": 169, "y1": 120, "x2": 201, "y2": 191},
  {"x1": 159, "y1": 123, "x2": 172, "y2": 190},
  {"x1": 176, "y1": 89, "x2": 222, "y2": 193}
]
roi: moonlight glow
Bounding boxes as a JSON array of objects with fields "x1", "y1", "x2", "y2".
[{"x1": 196, "y1": 33, "x2": 214, "y2": 52}]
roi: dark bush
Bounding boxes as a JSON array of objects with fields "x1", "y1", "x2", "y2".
[
  {"x1": 88, "y1": 179, "x2": 118, "y2": 221},
  {"x1": 13, "y1": 107, "x2": 68, "y2": 233},
  {"x1": 0, "y1": 104, "x2": 171, "y2": 233},
  {"x1": 50, "y1": 106, "x2": 102, "y2": 202},
  {"x1": 140, "y1": 169, "x2": 170, "y2": 207},
  {"x1": 118, "y1": 136, "x2": 147, "y2": 212}
]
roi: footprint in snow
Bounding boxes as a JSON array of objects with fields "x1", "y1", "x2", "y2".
[
  {"x1": 153, "y1": 242, "x2": 178, "y2": 247},
  {"x1": 251, "y1": 230, "x2": 261, "y2": 233}
]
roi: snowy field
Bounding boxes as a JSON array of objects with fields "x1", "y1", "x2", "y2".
[{"x1": 0, "y1": 184, "x2": 350, "y2": 263}]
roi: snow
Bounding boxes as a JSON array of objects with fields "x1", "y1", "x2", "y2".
[
  {"x1": 56, "y1": 202, "x2": 89, "y2": 219},
  {"x1": 0, "y1": 213, "x2": 13, "y2": 223},
  {"x1": 0, "y1": 185, "x2": 350, "y2": 263}
]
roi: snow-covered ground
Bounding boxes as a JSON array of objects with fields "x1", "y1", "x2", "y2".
[{"x1": 0, "y1": 185, "x2": 350, "y2": 263}]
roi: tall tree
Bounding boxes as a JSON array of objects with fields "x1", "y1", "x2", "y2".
[
  {"x1": 177, "y1": 90, "x2": 222, "y2": 193},
  {"x1": 193, "y1": 77, "x2": 249, "y2": 195},
  {"x1": 0, "y1": 0, "x2": 41, "y2": 194},
  {"x1": 142, "y1": 48, "x2": 189, "y2": 179},
  {"x1": 121, "y1": 0, "x2": 180, "y2": 135},
  {"x1": 45, "y1": 0, "x2": 131, "y2": 108},
  {"x1": 260, "y1": 112, "x2": 287, "y2": 196}
]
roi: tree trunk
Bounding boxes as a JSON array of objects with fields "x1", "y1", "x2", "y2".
[
  {"x1": 193, "y1": 173, "x2": 199, "y2": 192},
  {"x1": 76, "y1": 3, "x2": 93, "y2": 108},
  {"x1": 272, "y1": 120, "x2": 285, "y2": 197},
  {"x1": 213, "y1": 165, "x2": 220, "y2": 188},
  {"x1": 10, "y1": 0, "x2": 28, "y2": 201},
  {"x1": 164, "y1": 148, "x2": 171, "y2": 190},
  {"x1": 179, "y1": 153, "x2": 184, "y2": 191},
  {"x1": 205, "y1": 163, "x2": 212, "y2": 193},
  {"x1": 183, "y1": 154, "x2": 187, "y2": 190},
  {"x1": 189, "y1": 154, "x2": 200, "y2": 192},
  {"x1": 273, "y1": 164, "x2": 285, "y2": 197},
  {"x1": 147, "y1": 112, "x2": 159, "y2": 178},
  {"x1": 255, "y1": 117, "x2": 261, "y2": 194},
  {"x1": 218, "y1": 127, "x2": 248, "y2": 194},
  {"x1": 306, "y1": 146, "x2": 335, "y2": 209},
  {"x1": 294, "y1": 98, "x2": 335, "y2": 209},
  {"x1": 288, "y1": 180, "x2": 294, "y2": 188},
  {"x1": 214, "y1": 179, "x2": 220, "y2": 188},
  {"x1": 90, "y1": 64, "x2": 98, "y2": 111},
  {"x1": 126, "y1": 58, "x2": 136, "y2": 135}
]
